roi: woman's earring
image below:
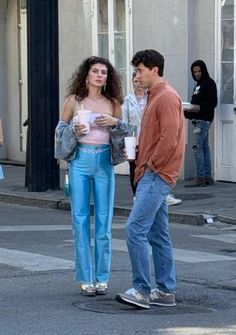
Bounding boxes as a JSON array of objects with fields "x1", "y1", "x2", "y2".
[
  {"x1": 86, "y1": 79, "x2": 89, "y2": 88},
  {"x1": 103, "y1": 83, "x2": 106, "y2": 92}
]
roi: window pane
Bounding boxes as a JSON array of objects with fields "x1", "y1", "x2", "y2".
[
  {"x1": 221, "y1": 0, "x2": 234, "y2": 104},
  {"x1": 221, "y1": 20, "x2": 234, "y2": 62},
  {"x1": 114, "y1": 0, "x2": 125, "y2": 31},
  {"x1": 98, "y1": 35, "x2": 109, "y2": 59},
  {"x1": 20, "y1": 0, "x2": 26, "y2": 9},
  {"x1": 98, "y1": 0, "x2": 108, "y2": 58},
  {"x1": 222, "y1": 0, "x2": 234, "y2": 20},
  {"x1": 114, "y1": 0, "x2": 126, "y2": 94},
  {"x1": 98, "y1": 0, "x2": 108, "y2": 33},
  {"x1": 221, "y1": 63, "x2": 233, "y2": 104}
]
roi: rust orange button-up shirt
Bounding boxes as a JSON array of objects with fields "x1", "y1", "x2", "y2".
[{"x1": 134, "y1": 80, "x2": 185, "y2": 186}]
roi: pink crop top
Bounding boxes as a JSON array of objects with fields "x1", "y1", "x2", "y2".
[{"x1": 72, "y1": 111, "x2": 110, "y2": 145}]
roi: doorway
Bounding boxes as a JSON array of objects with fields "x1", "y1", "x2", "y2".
[{"x1": 216, "y1": 0, "x2": 236, "y2": 182}]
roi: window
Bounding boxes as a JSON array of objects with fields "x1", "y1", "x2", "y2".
[
  {"x1": 221, "y1": 0, "x2": 234, "y2": 104},
  {"x1": 20, "y1": 0, "x2": 26, "y2": 9},
  {"x1": 92, "y1": 0, "x2": 132, "y2": 95}
]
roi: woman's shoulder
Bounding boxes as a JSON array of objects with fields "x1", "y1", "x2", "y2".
[{"x1": 66, "y1": 94, "x2": 78, "y2": 104}]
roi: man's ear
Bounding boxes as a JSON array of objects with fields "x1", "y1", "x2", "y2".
[{"x1": 152, "y1": 66, "x2": 159, "y2": 76}]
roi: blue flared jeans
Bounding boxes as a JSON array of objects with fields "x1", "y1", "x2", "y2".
[
  {"x1": 125, "y1": 170, "x2": 176, "y2": 295},
  {"x1": 192, "y1": 120, "x2": 212, "y2": 178},
  {"x1": 70, "y1": 143, "x2": 115, "y2": 284}
]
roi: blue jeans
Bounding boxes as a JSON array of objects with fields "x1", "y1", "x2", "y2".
[
  {"x1": 125, "y1": 171, "x2": 176, "y2": 295},
  {"x1": 192, "y1": 120, "x2": 212, "y2": 177},
  {"x1": 70, "y1": 143, "x2": 115, "y2": 284}
]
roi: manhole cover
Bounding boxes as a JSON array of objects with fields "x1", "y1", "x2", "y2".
[{"x1": 72, "y1": 298, "x2": 215, "y2": 315}]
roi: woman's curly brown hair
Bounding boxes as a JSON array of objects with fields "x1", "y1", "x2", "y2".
[{"x1": 66, "y1": 56, "x2": 123, "y2": 105}]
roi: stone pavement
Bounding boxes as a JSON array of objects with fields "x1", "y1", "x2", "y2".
[{"x1": 0, "y1": 164, "x2": 236, "y2": 226}]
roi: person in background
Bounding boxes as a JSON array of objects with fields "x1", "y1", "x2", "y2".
[
  {"x1": 57, "y1": 56, "x2": 127, "y2": 296},
  {"x1": 122, "y1": 71, "x2": 147, "y2": 196},
  {"x1": 184, "y1": 60, "x2": 217, "y2": 187},
  {"x1": 116, "y1": 49, "x2": 185, "y2": 309},
  {"x1": 123, "y1": 73, "x2": 182, "y2": 206}
]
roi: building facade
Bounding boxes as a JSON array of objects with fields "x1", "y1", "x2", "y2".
[{"x1": 0, "y1": 0, "x2": 235, "y2": 181}]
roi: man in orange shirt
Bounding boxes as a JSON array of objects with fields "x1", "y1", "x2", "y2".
[{"x1": 116, "y1": 49, "x2": 185, "y2": 309}]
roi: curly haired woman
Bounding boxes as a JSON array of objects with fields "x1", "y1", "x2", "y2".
[{"x1": 57, "y1": 56, "x2": 127, "y2": 296}]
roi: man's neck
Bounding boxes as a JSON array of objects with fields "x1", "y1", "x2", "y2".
[{"x1": 149, "y1": 77, "x2": 164, "y2": 91}]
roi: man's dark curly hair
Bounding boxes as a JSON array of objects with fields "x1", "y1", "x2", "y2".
[
  {"x1": 131, "y1": 49, "x2": 164, "y2": 77},
  {"x1": 66, "y1": 56, "x2": 123, "y2": 104}
]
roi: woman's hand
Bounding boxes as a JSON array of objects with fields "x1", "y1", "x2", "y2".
[
  {"x1": 74, "y1": 123, "x2": 88, "y2": 136},
  {"x1": 95, "y1": 114, "x2": 119, "y2": 127}
]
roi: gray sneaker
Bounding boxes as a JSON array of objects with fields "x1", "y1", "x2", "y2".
[
  {"x1": 116, "y1": 288, "x2": 150, "y2": 309},
  {"x1": 150, "y1": 288, "x2": 176, "y2": 307}
]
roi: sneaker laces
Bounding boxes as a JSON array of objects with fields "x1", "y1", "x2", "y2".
[
  {"x1": 125, "y1": 288, "x2": 150, "y2": 303},
  {"x1": 150, "y1": 288, "x2": 171, "y2": 298},
  {"x1": 125, "y1": 288, "x2": 139, "y2": 295},
  {"x1": 150, "y1": 288, "x2": 160, "y2": 297}
]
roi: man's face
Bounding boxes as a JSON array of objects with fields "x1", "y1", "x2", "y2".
[
  {"x1": 134, "y1": 63, "x2": 156, "y2": 89},
  {"x1": 193, "y1": 66, "x2": 202, "y2": 81}
]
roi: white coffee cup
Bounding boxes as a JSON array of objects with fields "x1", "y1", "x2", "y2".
[
  {"x1": 124, "y1": 136, "x2": 137, "y2": 160},
  {"x1": 73, "y1": 110, "x2": 91, "y2": 134}
]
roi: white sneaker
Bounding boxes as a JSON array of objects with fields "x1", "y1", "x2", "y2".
[{"x1": 166, "y1": 194, "x2": 182, "y2": 206}]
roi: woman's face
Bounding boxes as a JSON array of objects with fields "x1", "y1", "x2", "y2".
[
  {"x1": 133, "y1": 78, "x2": 145, "y2": 94},
  {"x1": 87, "y1": 63, "x2": 108, "y2": 88}
]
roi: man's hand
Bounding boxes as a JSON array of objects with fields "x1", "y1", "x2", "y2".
[
  {"x1": 123, "y1": 148, "x2": 135, "y2": 161},
  {"x1": 190, "y1": 104, "x2": 200, "y2": 112}
]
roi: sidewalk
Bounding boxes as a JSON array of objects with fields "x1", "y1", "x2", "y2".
[{"x1": 0, "y1": 164, "x2": 236, "y2": 226}]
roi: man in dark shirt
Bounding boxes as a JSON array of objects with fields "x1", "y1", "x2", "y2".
[{"x1": 184, "y1": 60, "x2": 217, "y2": 187}]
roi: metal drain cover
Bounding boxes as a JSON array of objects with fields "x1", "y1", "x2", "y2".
[{"x1": 73, "y1": 298, "x2": 215, "y2": 315}]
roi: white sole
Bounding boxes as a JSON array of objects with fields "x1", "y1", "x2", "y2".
[
  {"x1": 150, "y1": 302, "x2": 176, "y2": 307},
  {"x1": 116, "y1": 294, "x2": 150, "y2": 309}
]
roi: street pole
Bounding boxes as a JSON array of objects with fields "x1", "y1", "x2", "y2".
[{"x1": 27, "y1": 0, "x2": 59, "y2": 191}]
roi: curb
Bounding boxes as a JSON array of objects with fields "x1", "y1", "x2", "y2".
[
  {"x1": 0, "y1": 193, "x2": 59, "y2": 209},
  {"x1": 217, "y1": 213, "x2": 236, "y2": 225},
  {"x1": 0, "y1": 193, "x2": 205, "y2": 226}
]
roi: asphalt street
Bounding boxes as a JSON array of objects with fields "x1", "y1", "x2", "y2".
[{"x1": 0, "y1": 202, "x2": 236, "y2": 335}]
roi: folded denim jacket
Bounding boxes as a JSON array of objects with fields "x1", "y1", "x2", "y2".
[
  {"x1": 54, "y1": 119, "x2": 128, "y2": 165},
  {"x1": 54, "y1": 120, "x2": 77, "y2": 161}
]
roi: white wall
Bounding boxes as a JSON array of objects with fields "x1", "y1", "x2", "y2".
[
  {"x1": 186, "y1": 0, "x2": 216, "y2": 178},
  {"x1": 132, "y1": 0, "x2": 216, "y2": 179},
  {"x1": 1, "y1": 0, "x2": 217, "y2": 178},
  {"x1": 58, "y1": 1, "x2": 93, "y2": 112},
  {"x1": 5, "y1": 0, "x2": 24, "y2": 162},
  {"x1": 133, "y1": 0, "x2": 189, "y2": 100},
  {"x1": 0, "y1": 0, "x2": 7, "y2": 159}
]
